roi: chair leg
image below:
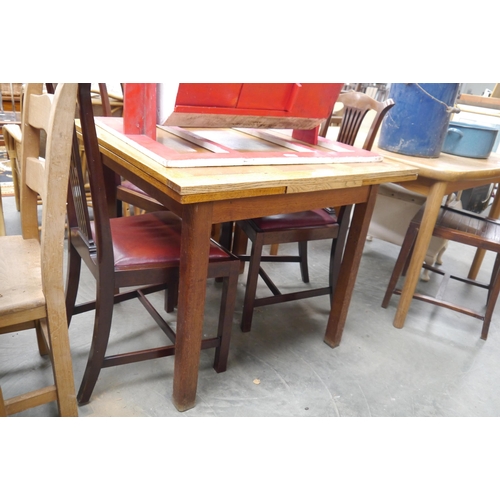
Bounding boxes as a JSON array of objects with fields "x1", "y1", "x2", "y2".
[
  {"x1": 77, "y1": 283, "x2": 115, "y2": 405},
  {"x1": 0, "y1": 386, "x2": 7, "y2": 417},
  {"x1": 164, "y1": 280, "x2": 178, "y2": 313},
  {"x1": 65, "y1": 241, "x2": 82, "y2": 325},
  {"x1": 241, "y1": 234, "x2": 265, "y2": 332},
  {"x1": 298, "y1": 241, "x2": 310, "y2": 283},
  {"x1": 329, "y1": 204, "x2": 353, "y2": 302},
  {"x1": 213, "y1": 265, "x2": 239, "y2": 373},
  {"x1": 381, "y1": 222, "x2": 419, "y2": 309},
  {"x1": 46, "y1": 305, "x2": 78, "y2": 416},
  {"x1": 35, "y1": 320, "x2": 50, "y2": 357},
  {"x1": 482, "y1": 253, "x2": 500, "y2": 340}
]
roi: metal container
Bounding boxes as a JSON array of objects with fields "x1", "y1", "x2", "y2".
[
  {"x1": 442, "y1": 121, "x2": 499, "y2": 159},
  {"x1": 378, "y1": 83, "x2": 460, "y2": 158}
]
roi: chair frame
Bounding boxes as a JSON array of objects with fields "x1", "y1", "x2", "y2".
[
  {"x1": 0, "y1": 83, "x2": 78, "y2": 416},
  {"x1": 236, "y1": 91, "x2": 395, "y2": 332},
  {"x1": 382, "y1": 204, "x2": 500, "y2": 340},
  {"x1": 66, "y1": 83, "x2": 240, "y2": 405}
]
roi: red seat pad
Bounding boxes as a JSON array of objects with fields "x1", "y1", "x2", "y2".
[
  {"x1": 91, "y1": 211, "x2": 231, "y2": 270},
  {"x1": 252, "y1": 209, "x2": 338, "y2": 232}
]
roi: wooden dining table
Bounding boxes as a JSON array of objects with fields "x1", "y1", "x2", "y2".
[
  {"x1": 90, "y1": 118, "x2": 418, "y2": 411},
  {"x1": 373, "y1": 146, "x2": 500, "y2": 329}
]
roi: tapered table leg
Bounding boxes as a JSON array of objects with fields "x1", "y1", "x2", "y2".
[
  {"x1": 324, "y1": 185, "x2": 378, "y2": 348},
  {"x1": 172, "y1": 202, "x2": 213, "y2": 411}
]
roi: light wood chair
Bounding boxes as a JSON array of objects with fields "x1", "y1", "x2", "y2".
[
  {"x1": 2, "y1": 121, "x2": 23, "y2": 212},
  {"x1": 0, "y1": 183, "x2": 5, "y2": 236},
  {"x1": 0, "y1": 83, "x2": 78, "y2": 416}
]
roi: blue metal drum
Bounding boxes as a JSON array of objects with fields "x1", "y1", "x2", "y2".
[{"x1": 378, "y1": 83, "x2": 460, "y2": 158}]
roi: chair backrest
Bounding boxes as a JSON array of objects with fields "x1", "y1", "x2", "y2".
[
  {"x1": 323, "y1": 91, "x2": 395, "y2": 151},
  {"x1": 67, "y1": 83, "x2": 115, "y2": 270},
  {"x1": 20, "y1": 83, "x2": 78, "y2": 291}
]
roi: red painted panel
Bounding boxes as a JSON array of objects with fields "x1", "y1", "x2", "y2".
[
  {"x1": 175, "y1": 83, "x2": 243, "y2": 108},
  {"x1": 174, "y1": 83, "x2": 343, "y2": 119},
  {"x1": 123, "y1": 83, "x2": 157, "y2": 139}
]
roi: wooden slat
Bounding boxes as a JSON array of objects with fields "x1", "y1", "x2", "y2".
[{"x1": 4, "y1": 386, "x2": 57, "y2": 416}]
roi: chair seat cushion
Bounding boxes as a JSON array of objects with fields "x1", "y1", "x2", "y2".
[
  {"x1": 252, "y1": 209, "x2": 338, "y2": 232},
  {"x1": 0, "y1": 236, "x2": 46, "y2": 327},
  {"x1": 93, "y1": 212, "x2": 231, "y2": 270}
]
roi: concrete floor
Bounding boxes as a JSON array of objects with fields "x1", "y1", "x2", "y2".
[{"x1": 2, "y1": 191, "x2": 500, "y2": 418}]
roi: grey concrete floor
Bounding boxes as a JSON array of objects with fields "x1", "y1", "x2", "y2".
[{"x1": 2, "y1": 192, "x2": 500, "y2": 417}]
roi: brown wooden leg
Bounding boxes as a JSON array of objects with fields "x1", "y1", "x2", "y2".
[
  {"x1": 323, "y1": 186, "x2": 378, "y2": 348},
  {"x1": 241, "y1": 233, "x2": 265, "y2": 333},
  {"x1": 381, "y1": 222, "x2": 419, "y2": 308},
  {"x1": 172, "y1": 202, "x2": 213, "y2": 412},
  {"x1": 233, "y1": 225, "x2": 248, "y2": 273},
  {"x1": 468, "y1": 188, "x2": 500, "y2": 280},
  {"x1": 77, "y1": 282, "x2": 115, "y2": 405}
]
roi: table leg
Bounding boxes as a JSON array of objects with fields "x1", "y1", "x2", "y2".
[
  {"x1": 468, "y1": 185, "x2": 500, "y2": 280},
  {"x1": 172, "y1": 202, "x2": 213, "y2": 411},
  {"x1": 323, "y1": 185, "x2": 378, "y2": 348},
  {"x1": 393, "y1": 181, "x2": 447, "y2": 329}
]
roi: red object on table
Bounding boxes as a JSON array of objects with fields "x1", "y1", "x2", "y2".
[
  {"x1": 123, "y1": 83, "x2": 157, "y2": 139},
  {"x1": 167, "y1": 83, "x2": 344, "y2": 145}
]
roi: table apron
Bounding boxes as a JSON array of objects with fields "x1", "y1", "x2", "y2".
[{"x1": 211, "y1": 185, "x2": 371, "y2": 223}]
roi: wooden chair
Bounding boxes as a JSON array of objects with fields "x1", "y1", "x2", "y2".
[
  {"x1": 2, "y1": 119, "x2": 23, "y2": 212},
  {"x1": 78, "y1": 83, "x2": 165, "y2": 217},
  {"x1": 382, "y1": 204, "x2": 500, "y2": 340},
  {"x1": 0, "y1": 83, "x2": 78, "y2": 416},
  {"x1": 236, "y1": 91, "x2": 395, "y2": 332},
  {"x1": 66, "y1": 83, "x2": 240, "y2": 405},
  {"x1": 0, "y1": 182, "x2": 5, "y2": 236}
]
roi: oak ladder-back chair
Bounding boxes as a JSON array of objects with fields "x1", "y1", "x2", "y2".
[
  {"x1": 0, "y1": 83, "x2": 78, "y2": 416},
  {"x1": 382, "y1": 204, "x2": 500, "y2": 340},
  {"x1": 66, "y1": 83, "x2": 240, "y2": 405},
  {"x1": 236, "y1": 91, "x2": 395, "y2": 332}
]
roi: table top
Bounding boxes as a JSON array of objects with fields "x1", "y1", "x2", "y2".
[
  {"x1": 373, "y1": 146, "x2": 500, "y2": 183},
  {"x1": 93, "y1": 118, "x2": 418, "y2": 204}
]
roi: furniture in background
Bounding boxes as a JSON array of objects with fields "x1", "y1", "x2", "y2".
[
  {"x1": 0, "y1": 83, "x2": 78, "y2": 416},
  {"x1": 367, "y1": 183, "x2": 453, "y2": 282},
  {"x1": 373, "y1": 146, "x2": 500, "y2": 330},
  {"x1": 2, "y1": 122, "x2": 22, "y2": 211},
  {"x1": 235, "y1": 91, "x2": 395, "y2": 332},
  {"x1": 67, "y1": 84, "x2": 240, "y2": 405},
  {"x1": 382, "y1": 204, "x2": 500, "y2": 340},
  {"x1": 0, "y1": 183, "x2": 5, "y2": 236}
]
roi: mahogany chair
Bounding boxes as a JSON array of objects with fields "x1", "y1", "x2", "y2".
[
  {"x1": 0, "y1": 83, "x2": 78, "y2": 416},
  {"x1": 76, "y1": 83, "x2": 166, "y2": 217},
  {"x1": 66, "y1": 83, "x2": 240, "y2": 405},
  {"x1": 236, "y1": 91, "x2": 395, "y2": 332},
  {"x1": 382, "y1": 204, "x2": 500, "y2": 340}
]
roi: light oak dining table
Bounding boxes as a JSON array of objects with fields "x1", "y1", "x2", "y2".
[
  {"x1": 373, "y1": 146, "x2": 500, "y2": 329},
  {"x1": 89, "y1": 118, "x2": 418, "y2": 411}
]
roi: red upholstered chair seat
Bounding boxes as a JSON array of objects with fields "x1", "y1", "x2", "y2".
[
  {"x1": 66, "y1": 84, "x2": 240, "y2": 405},
  {"x1": 251, "y1": 209, "x2": 337, "y2": 232},
  {"x1": 89, "y1": 211, "x2": 231, "y2": 270}
]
